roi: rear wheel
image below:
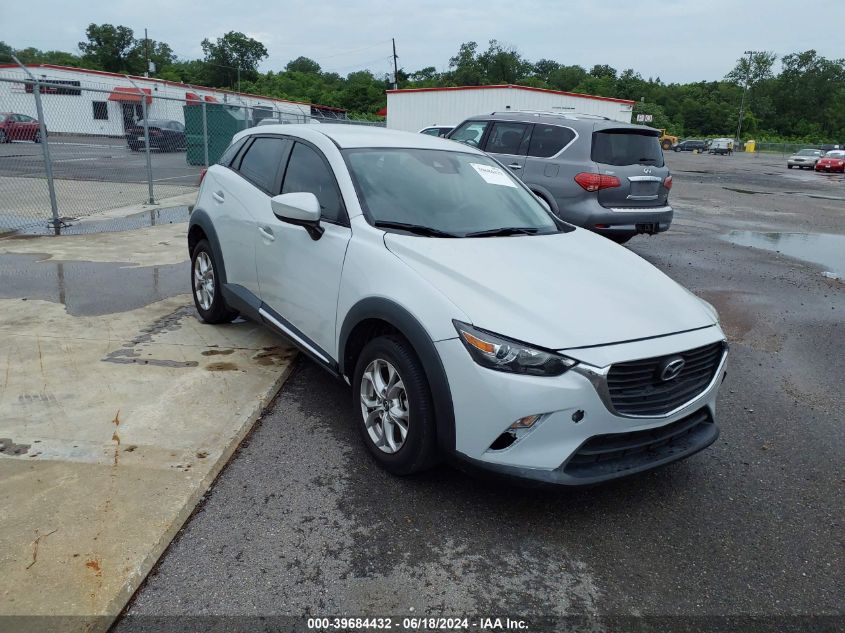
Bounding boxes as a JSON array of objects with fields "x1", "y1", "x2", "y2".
[
  {"x1": 353, "y1": 335, "x2": 438, "y2": 475},
  {"x1": 0, "y1": 130, "x2": 6, "y2": 143},
  {"x1": 787, "y1": 164, "x2": 793, "y2": 169},
  {"x1": 191, "y1": 239, "x2": 238, "y2": 324}
]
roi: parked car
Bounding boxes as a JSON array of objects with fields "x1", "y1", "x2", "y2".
[
  {"x1": 188, "y1": 125, "x2": 727, "y2": 486},
  {"x1": 126, "y1": 120, "x2": 186, "y2": 152},
  {"x1": 708, "y1": 138, "x2": 733, "y2": 155},
  {"x1": 815, "y1": 150, "x2": 845, "y2": 173},
  {"x1": 673, "y1": 139, "x2": 707, "y2": 152},
  {"x1": 419, "y1": 125, "x2": 455, "y2": 138},
  {"x1": 0, "y1": 112, "x2": 43, "y2": 143},
  {"x1": 787, "y1": 149, "x2": 824, "y2": 169},
  {"x1": 447, "y1": 111, "x2": 672, "y2": 244}
]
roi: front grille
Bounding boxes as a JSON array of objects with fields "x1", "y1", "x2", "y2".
[
  {"x1": 562, "y1": 408, "x2": 716, "y2": 479},
  {"x1": 607, "y1": 342, "x2": 724, "y2": 416}
]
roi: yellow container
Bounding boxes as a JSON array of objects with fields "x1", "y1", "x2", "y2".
[{"x1": 744, "y1": 140, "x2": 756, "y2": 153}]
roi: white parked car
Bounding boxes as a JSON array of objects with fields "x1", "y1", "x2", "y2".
[
  {"x1": 188, "y1": 124, "x2": 727, "y2": 485},
  {"x1": 418, "y1": 124, "x2": 455, "y2": 138}
]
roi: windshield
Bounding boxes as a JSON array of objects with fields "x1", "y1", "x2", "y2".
[
  {"x1": 797, "y1": 149, "x2": 821, "y2": 156},
  {"x1": 343, "y1": 148, "x2": 563, "y2": 237},
  {"x1": 592, "y1": 130, "x2": 665, "y2": 166}
]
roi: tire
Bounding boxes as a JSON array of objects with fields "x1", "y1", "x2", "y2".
[
  {"x1": 352, "y1": 335, "x2": 439, "y2": 475},
  {"x1": 190, "y1": 239, "x2": 238, "y2": 324},
  {"x1": 787, "y1": 165, "x2": 793, "y2": 169},
  {"x1": 662, "y1": 140, "x2": 672, "y2": 150},
  {"x1": 34, "y1": 131, "x2": 41, "y2": 144},
  {"x1": 0, "y1": 130, "x2": 6, "y2": 144},
  {"x1": 674, "y1": 146, "x2": 680, "y2": 152}
]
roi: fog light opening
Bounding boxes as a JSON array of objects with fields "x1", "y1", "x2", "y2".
[{"x1": 489, "y1": 431, "x2": 517, "y2": 451}]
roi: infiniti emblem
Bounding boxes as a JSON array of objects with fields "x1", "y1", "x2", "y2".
[
  {"x1": 643, "y1": 167, "x2": 653, "y2": 174},
  {"x1": 659, "y1": 357, "x2": 685, "y2": 381}
]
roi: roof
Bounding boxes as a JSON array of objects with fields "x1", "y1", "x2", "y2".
[
  {"x1": 386, "y1": 84, "x2": 635, "y2": 106},
  {"x1": 241, "y1": 123, "x2": 483, "y2": 152},
  {"x1": 0, "y1": 63, "x2": 346, "y2": 112},
  {"x1": 462, "y1": 110, "x2": 652, "y2": 131}
]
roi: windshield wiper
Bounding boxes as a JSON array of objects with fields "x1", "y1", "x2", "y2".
[
  {"x1": 374, "y1": 221, "x2": 459, "y2": 238},
  {"x1": 464, "y1": 226, "x2": 540, "y2": 238}
]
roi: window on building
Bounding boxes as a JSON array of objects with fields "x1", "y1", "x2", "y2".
[{"x1": 92, "y1": 101, "x2": 109, "y2": 120}]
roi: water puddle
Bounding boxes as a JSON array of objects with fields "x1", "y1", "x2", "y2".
[
  {"x1": 722, "y1": 231, "x2": 845, "y2": 280},
  {"x1": 0, "y1": 253, "x2": 189, "y2": 315},
  {"x1": 12, "y1": 206, "x2": 190, "y2": 236}
]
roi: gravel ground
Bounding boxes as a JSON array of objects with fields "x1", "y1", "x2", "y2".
[{"x1": 115, "y1": 150, "x2": 844, "y2": 633}]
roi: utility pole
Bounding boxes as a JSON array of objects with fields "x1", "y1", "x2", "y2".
[
  {"x1": 735, "y1": 50, "x2": 756, "y2": 145},
  {"x1": 391, "y1": 38, "x2": 399, "y2": 90},
  {"x1": 144, "y1": 28, "x2": 149, "y2": 77}
]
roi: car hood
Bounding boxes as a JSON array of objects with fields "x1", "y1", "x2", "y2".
[{"x1": 384, "y1": 229, "x2": 717, "y2": 350}]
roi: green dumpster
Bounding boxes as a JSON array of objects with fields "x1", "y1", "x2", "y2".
[{"x1": 184, "y1": 103, "x2": 253, "y2": 166}]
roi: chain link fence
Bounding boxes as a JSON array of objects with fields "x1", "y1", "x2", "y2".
[{"x1": 0, "y1": 70, "x2": 383, "y2": 235}]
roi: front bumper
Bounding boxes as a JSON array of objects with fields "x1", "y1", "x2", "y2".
[{"x1": 437, "y1": 326, "x2": 727, "y2": 486}]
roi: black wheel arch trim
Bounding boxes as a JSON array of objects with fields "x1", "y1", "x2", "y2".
[
  {"x1": 339, "y1": 297, "x2": 456, "y2": 453},
  {"x1": 188, "y1": 208, "x2": 228, "y2": 285}
]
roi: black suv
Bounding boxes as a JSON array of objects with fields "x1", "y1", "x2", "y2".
[{"x1": 674, "y1": 139, "x2": 707, "y2": 152}]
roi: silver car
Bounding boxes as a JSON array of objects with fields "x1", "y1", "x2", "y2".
[
  {"x1": 787, "y1": 148, "x2": 823, "y2": 169},
  {"x1": 448, "y1": 111, "x2": 672, "y2": 244}
]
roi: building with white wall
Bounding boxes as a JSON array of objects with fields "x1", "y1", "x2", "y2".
[
  {"x1": 386, "y1": 84, "x2": 634, "y2": 132},
  {"x1": 0, "y1": 64, "x2": 346, "y2": 136}
]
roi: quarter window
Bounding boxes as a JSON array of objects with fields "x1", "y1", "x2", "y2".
[
  {"x1": 218, "y1": 137, "x2": 248, "y2": 167},
  {"x1": 527, "y1": 125, "x2": 576, "y2": 158},
  {"x1": 237, "y1": 137, "x2": 286, "y2": 193},
  {"x1": 282, "y1": 143, "x2": 344, "y2": 223},
  {"x1": 485, "y1": 122, "x2": 529, "y2": 155}
]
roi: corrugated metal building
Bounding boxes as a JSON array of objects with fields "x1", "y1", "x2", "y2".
[
  {"x1": 0, "y1": 64, "x2": 346, "y2": 136},
  {"x1": 386, "y1": 84, "x2": 635, "y2": 131}
]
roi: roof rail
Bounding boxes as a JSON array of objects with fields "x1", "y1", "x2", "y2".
[{"x1": 488, "y1": 110, "x2": 612, "y2": 121}]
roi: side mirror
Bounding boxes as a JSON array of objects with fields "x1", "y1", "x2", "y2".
[{"x1": 270, "y1": 192, "x2": 324, "y2": 240}]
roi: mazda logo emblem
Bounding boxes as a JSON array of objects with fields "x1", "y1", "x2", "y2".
[
  {"x1": 659, "y1": 357, "x2": 685, "y2": 381},
  {"x1": 643, "y1": 167, "x2": 653, "y2": 174}
]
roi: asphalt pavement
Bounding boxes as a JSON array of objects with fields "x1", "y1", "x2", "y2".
[{"x1": 115, "y1": 151, "x2": 843, "y2": 633}]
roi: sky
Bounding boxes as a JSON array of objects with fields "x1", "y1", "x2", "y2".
[{"x1": 2, "y1": 0, "x2": 844, "y2": 83}]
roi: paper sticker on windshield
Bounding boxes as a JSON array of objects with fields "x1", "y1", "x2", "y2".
[{"x1": 470, "y1": 163, "x2": 517, "y2": 188}]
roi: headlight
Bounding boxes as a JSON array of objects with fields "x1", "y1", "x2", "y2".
[{"x1": 453, "y1": 321, "x2": 577, "y2": 376}]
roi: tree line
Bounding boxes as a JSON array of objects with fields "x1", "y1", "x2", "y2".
[{"x1": 2, "y1": 26, "x2": 843, "y2": 142}]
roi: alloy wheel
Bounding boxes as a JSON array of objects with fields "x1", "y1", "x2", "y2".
[
  {"x1": 193, "y1": 251, "x2": 215, "y2": 311},
  {"x1": 360, "y1": 358, "x2": 410, "y2": 453}
]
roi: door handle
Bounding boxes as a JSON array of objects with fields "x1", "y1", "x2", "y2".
[
  {"x1": 212, "y1": 191, "x2": 224, "y2": 203},
  {"x1": 507, "y1": 163, "x2": 522, "y2": 170},
  {"x1": 258, "y1": 226, "x2": 275, "y2": 242}
]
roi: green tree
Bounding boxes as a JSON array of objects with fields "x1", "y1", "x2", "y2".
[
  {"x1": 201, "y1": 31, "x2": 269, "y2": 87},
  {"x1": 78, "y1": 23, "x2": 136, "y2": 72},
  {"x1": 448, "y1": 41, "x2": 485, "y2": 85},
  {"x1": 285, "y1": 56, "x2": 321, "y2": 74},
  {"x1": 547, "y1": 65, "x2": 588, "y2": 91}
]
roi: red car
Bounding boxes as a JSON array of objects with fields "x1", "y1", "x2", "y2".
[
  {"x1": 0, "y1": 112, "x2": 43, "y2": 143},
  {"x1": 815, "y1": 150, "x2": 845, "y2": 173}
]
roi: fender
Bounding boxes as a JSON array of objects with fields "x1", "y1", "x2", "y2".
[
  {"x1": 187, "y1": 208, "x2": 228, "y2": 285},
  {"x1": 339, "y1": 297, "x2": 456, "y2": 454},
  {"x1": 529, "y1": 186, "x2": 560, "y2": 215}
]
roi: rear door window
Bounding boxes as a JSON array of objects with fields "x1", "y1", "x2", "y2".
[
  {"x1": 485, "y1": 122, "x2": 530, "y2": 155},
  {"x1": 449, "y1": 121, "x2": 489, "y2": 148},
  {"x1": 527, "y1": 124, "x2": 576, "y2": 158},
  {"x1": 237, "y1": 136, "x2": 287, "y2": 193},
  {"x1": 592, "y1": 130, "x2": 664, "y2": 167}
]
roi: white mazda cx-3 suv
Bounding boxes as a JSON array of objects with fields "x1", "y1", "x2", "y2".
[{"x1": 188, "y1": 124, "x2": 727, "y2": 486}]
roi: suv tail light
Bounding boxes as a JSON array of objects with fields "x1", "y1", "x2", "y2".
[
  {"x1": 663, "y1": 175, "x2": 673, "y2": 190},
  {"x1": 574, "y1": 172, "x2": 621, "y2": 192}
]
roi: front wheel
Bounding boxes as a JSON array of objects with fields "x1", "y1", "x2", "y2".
[
  {"x1": 353, "y1": 335, "x2": 438, "y2": 475},
  {"x1": 787, "y1": 164, "x2": 793, "y2": 169},
  {"x1": 0, "y1": 130, "x2": 6, "y2": 144},
  {"x1": 191, "y1": 239, "x2": 238, "y2": 324},
  {"x1": 34, "y1": 131, "x2": 41, "y2": 143}
]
